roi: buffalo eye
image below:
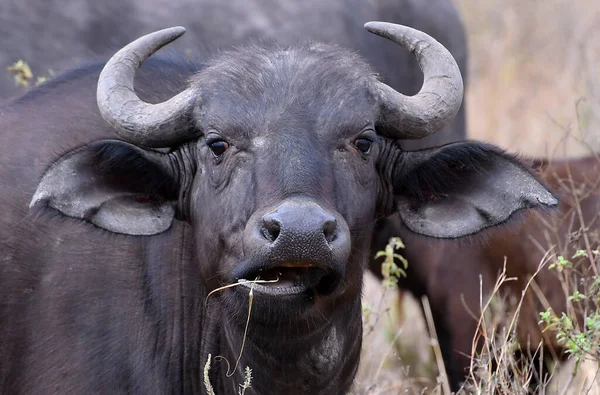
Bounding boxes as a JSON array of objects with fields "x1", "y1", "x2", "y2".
[
  {"x1": 208, "y1": 139, "x2": 230, "y2": 158},
  {"x1": 353, "y1": 138, "x2": 372, "y2": 155}
]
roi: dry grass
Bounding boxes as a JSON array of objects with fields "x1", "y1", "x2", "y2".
[
  {"x1": 356, "y1": 232, "x2": 600, "y2": 394},
  {"x1": 354, "y1": 274, "x2": 438, "y2": 394}
]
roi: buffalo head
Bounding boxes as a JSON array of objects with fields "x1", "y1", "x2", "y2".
[{"x1": 30, "y1": 23, "x2": 556, "y2": 334}]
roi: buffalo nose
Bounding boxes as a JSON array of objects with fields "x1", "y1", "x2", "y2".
[
  {"x1": 241, "y1": 198, "x2": 351, "y2": 285},
  {"x1": 260, "y1": 204, "x2": 338, "y2": 245},
  {"x1": 245, "y1": 198, "x2": 351, "y2": 269}
]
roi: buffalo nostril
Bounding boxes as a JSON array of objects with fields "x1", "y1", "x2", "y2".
[
  {"x1": 323, "y1": 218, "x2": 337, "y2": 244},
  {"x1": 261, "y1": 218, "x2": 281, "y2": 243}
]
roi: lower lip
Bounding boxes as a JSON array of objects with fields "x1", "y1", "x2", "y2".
[{"x1": 237, "y1": 280, "x2": 311, "y2": 296}]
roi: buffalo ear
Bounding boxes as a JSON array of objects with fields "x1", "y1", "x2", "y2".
[
  {"x1": 393, "y1": 141, "x2": 558, "y2": 238},
  {"x1": 31, "y1": 140, "x2": 179, "y2": 235}
]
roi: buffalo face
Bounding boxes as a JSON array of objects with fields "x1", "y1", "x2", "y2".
[{"x1": 181, "y1": 45, "x2": 383, "y2": 325}]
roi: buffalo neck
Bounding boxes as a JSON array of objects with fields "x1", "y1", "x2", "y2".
[{"x1": 196, "y1": 293, "x2": 363, "y2": 395}]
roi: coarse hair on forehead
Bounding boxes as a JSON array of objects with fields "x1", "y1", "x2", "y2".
[{"x1": 189, "y1": 41, "x2": 379, "y2": 97}]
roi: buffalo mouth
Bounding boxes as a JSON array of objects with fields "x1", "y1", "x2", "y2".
[{"x1": 237, "y1": 263, "x2": 332, "y2": 296}]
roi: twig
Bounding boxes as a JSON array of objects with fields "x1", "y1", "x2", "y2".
[{"x1": 422, "y1": 296, "x2": 452, "y2": 395}]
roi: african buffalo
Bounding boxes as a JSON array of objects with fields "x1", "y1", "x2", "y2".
[
  {"x1": 0, "y1": 23, "x2": 555, "y2": 394},
  {"x1": 372, "y1": 155, "x2": 600, "y2": 390}
]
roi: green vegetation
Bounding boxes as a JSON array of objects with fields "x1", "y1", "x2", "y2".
[
  {"x1": 375, "y1": 237, "x2": 408, "y2": 289},
  {"x1": 540, "y1": 250, "x2": 600, "y2": 370}
]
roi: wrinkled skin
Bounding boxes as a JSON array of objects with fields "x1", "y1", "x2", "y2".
[
  {"x1": 0, "y1": 0, "x2": 468, "y2": 147},
  {"x1": 371, "y1": 156, "x2": 600, "y2": 390}
]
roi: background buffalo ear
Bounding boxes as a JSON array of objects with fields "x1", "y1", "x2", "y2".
[
  {"x1": 31, "y1": 140, "x2": 179, "y2": 235},
  {"x1": 393, "y1": 141, "x2": 558, "y2": 238}
]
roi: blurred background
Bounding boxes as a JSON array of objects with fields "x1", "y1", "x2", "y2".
[{"x1": 457, "y1": 0, "x2": 600, "y2": 158}]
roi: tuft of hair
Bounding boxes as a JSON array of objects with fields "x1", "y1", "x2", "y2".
[
  {"x1": 87, "y1": 141, "x2": 179, "y2": 203},
  {"x1": 396, "y1": 141, "x2": 506, "y2": 201},
  {"x1": 189, "y1": 41, "x2": 377, "y2": 98},
  {"x1": 396, "y1": 141, "x2": 556, "y2": 207}
]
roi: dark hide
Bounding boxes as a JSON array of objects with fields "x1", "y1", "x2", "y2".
[
  {"x1": 0, "y1": 42, "x2": 554, "y2": 394},
  {"x1": 370, "y1": 155, "x2": 600, "y2": 391}
]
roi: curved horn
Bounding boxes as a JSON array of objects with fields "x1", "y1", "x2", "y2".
[
  {"x1": 364, "y1": 22, "x2": 464, "y2": 139},
  {"x1": 97, "y1": 27, "x2": 196, "y2": 147}
]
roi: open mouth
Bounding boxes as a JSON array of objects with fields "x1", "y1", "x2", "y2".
[{"x1": 237, "y1": 263, "x2": 328, "y2": 296}]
